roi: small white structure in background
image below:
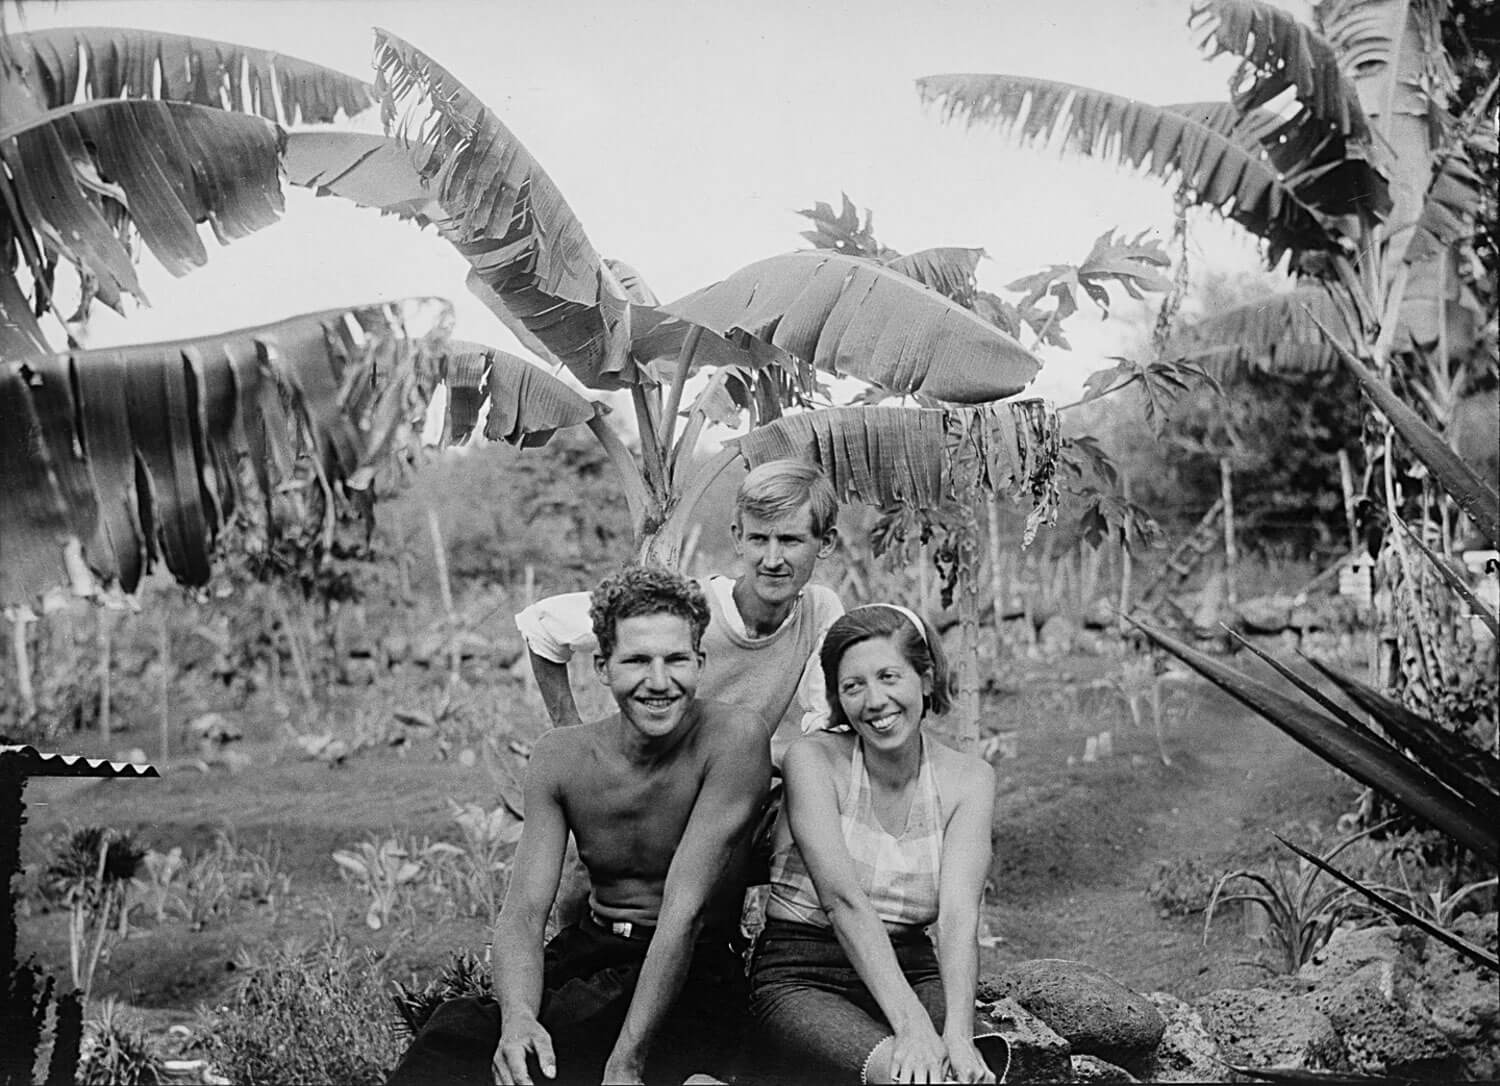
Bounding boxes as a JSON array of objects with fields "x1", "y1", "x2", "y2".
[
  {"x1": 1337, "y1": 554, "x2": 1374, "y2": 606},
  {"x1": 1462, "y1": 549, "x2": 1499, "y2": 646}
]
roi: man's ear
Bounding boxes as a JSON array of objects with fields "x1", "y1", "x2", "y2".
[
  {"x1": 729, "y1": 517, "x2": 744, "y2": 552},
  {"x1": 594, "y1": 653, "x2": 610, "y2": 686},
  {"x1": 817, "y1": 527, "x2": 839, "y2": 559}
]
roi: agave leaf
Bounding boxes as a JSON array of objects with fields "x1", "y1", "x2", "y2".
[
  {"x1": 1225, "y1": 631, "x2": 1380, "y2": 738},
  {"x1": 0, "y1": 299, "x2": 453, "y2": 605},
  {"x1": 1391, "y1": 517, "x2": 1499, "y2": 640},
  {"x1": 1299, "y1": 656, "x2": 1500, "y2": 818},
  {"x1": 372, "y1": 30, "x2": 634, "y2": 391},
  {"x1": 1308, "y1": 312, "x2": 1500, "y2": 547},
  {"x1": 1125, "y1": 618, "x2": 1497, "y2": 864},
  {"x1": 916, "y1": 74, "x2": 1347, "y2": 263},
  {"x1": 661, "y1": 251, "x2": 1042, "y2": 404},
  {"x1": 4, "y1": 27, "x2": 374, "y2": 123},
  {"x1": 1275, "y1": 834, "x2": 1500, "y2": 973}
]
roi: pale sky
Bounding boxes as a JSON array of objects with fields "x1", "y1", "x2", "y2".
[{"x1": 24, "y1": 0, "x2": 1285, "y2": 404}]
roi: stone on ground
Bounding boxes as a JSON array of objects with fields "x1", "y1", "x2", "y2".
[
  {"x1": 979, "y1": 959, "x2": 1164, "y2": 1066},
  {"x1": 1193, "y1": 987, "x2": 1344, "y2": 1072}
]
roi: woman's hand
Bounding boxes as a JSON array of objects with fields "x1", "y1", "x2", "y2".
[
  {"x1": 943, "y1": 1034, "x2": 997, "y2": 1083},
  {"x1": 882, "y1": 1023, "x2": 950, "y2": 1084}
]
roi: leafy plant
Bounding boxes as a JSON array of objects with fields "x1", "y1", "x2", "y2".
[
  {"x1": 1203, "y1": 826, "x2": 1383, "y2": 973},
  {"x1": 194, "y1": 938, "x2": 402, "y2": 1086},
  {"x1": 132, "y1": 847, "x2": 185, "y2": 925},
  {"x1": 46, "y1": 827, "x2": 146, "y2": 999},
  {"x1": 1145, "y1": 856, "x2": 1218, "y2": 917},
  {"x1": 390, "y1": 948, "x2": 493, "y2": 1038},
  {"x1": 332, "y1": 836, "x2": 425, "y2": 931},
  {"x1": 78, "y1": 997, "x2": 167, "y2": 1086},
  {"x1": 441, "y1": 800, "x2": 524, "y2": 923}
]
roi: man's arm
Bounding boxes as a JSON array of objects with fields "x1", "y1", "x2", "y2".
[
  {"x1": 514, "y1": 593, "x2": 595, "y2": 728},
  {"x1": 491, "y1": 733, "x2": 570, "y2": 1085},
  {"x1": 528, "y1": 651, "x2": 584, "y2": 729},
  {"x1": 602, "y1": 710, "x2": 771, "y2": 1082}
]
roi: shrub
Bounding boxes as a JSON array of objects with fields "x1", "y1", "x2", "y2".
[
  {"x1": 194, "y1": 938, "x2": 403, "y2": 1086},
  {"x1": 78, "y1": 997, "x2": 166, "y2": 1086},
  {"x1": 390, "y1": 948, "x2": 493, "y2": 1038},
  {"x1": 1144, "y1": 856, "x2": 1216, "y2": 916}
]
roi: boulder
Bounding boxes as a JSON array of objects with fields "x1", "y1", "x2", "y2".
[
  {"x1": 979, "y1": 960, "x2": 1164, "y2": 1066},
  {"x1": 1070, "y1": 1053, "x2": 1137, "y2": 1082},
  {"x1": 1299, "y1": 917, "x2": 1498, "y2": 1080},
  {"x1": 1039, "y1": 615, "x2": 1081, "y2": 656},
  {"x1": 189, "y1": 712, "x2": 242, "y2": 747},
  {"x1": 975, "y1": 995, "x2": 1073, "y2": 1082},
  {"x1": 1194, "y1": 987, "x2": 1344, "y2": 1072},
  {"x1": 1138, "y1": 992, "x2": 1223, "y2": 1084},
  {"x1": 1234, "y1": 594, "x2": 1294, "y2": 634},
  {"x1": 1308, "y1": 959, "x2": 1457, "y2": 1078}
]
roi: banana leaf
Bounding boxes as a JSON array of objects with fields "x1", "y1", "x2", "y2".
[
  {"x1": 371, "y1": 30, "x2": 635, "y2": 391},
  {"x1": 6, "y1": 27, "x2": 373, "y2": 123},
  {"x1": 661, "y1": 251, "x2": 1042, "y2": 404},
  {"x1": 0, "y1": 299, "x2": 453, "y2": 605},
  {"x1": 1125, "y1": 618, "x2": 1498, "y2": 864},
  {"x1": 916, "y1": 74, "x2": 1351, "y2": 264},
  {"x1": 438, "y1": 342, "x2": 598, "y2": 447}
]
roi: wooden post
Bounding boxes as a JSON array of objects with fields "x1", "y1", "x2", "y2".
[
  {"x1": 987, "y1": 496, "x2": 1005, "y2": 631},
  {"x1": 158, "y1": 614, "x2": 171, "y2": 765},
  {"x1": 1338, "y1": 448, "x2": 1360, "y2": 554},
  {"x1": 97, "y1": 608, "x2": 112, "y2": 744},
  {"x1": 1118, "y1": 472, "x2": 1134, "y2": 630},
  {"x1": 7, "y1": 608, "x2": 35, "y2": 723},
  {"x1": 428, "y1": 508, "x2": 460, "y2": 687},
  {"x1": 1220, "y1": 458, "x2": 1238, "y2": 607},
  {"x1": 917, "y1": 541, "x2": 932, "y2": 618},
  {"x1": 953, "y1": 510, "x2": 982, "y2": 750}
]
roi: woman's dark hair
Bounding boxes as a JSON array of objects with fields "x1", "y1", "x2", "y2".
[{"x1": 819, "y1": 605, "x2": 951, "y2": 730}]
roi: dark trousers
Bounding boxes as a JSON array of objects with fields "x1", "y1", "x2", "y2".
[{"x1": 387, "y1": 919, "x2": 746, "y2": 1086}]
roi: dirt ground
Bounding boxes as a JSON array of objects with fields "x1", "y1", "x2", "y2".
[{"x1": 13, "y1": 643, "x2": 1358, "y2": 1028}]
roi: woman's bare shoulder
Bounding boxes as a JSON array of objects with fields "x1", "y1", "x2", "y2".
[{"x1": 928, "y1": 736, "x2": 996, "y2": 798}]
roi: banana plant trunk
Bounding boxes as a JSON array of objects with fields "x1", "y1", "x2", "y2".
[{"x1": 952, "y1": 508, "x2": 983, "y2": 750}]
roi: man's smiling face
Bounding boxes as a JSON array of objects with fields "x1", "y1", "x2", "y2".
[
  {"x1": 596, "y1": 613, "x2": 704, "y2": 739},
  {"x1": 731, "y1": 502, "x2": 835, "y2": 611}
]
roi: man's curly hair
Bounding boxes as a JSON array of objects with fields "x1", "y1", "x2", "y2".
[{"x1": 590, "y1": 566, "x2": 710, "y2": 660}]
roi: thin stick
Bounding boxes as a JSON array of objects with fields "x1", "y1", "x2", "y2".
[
  {"x1": 1220, "y1": 458, "x2": 1238, "y2": 608},
  {"x1": 9, "y1": 607, "x2": 35, "y2": 722},
  {"x1": 428, "y1": 508, "x2": 460, "y2": 687},
  {"x1": 158, "y1": 615, "x2": 171, "y2": 765},
  {"x1": 97, "y1": 608, "x2": 112, "y2": 745}
]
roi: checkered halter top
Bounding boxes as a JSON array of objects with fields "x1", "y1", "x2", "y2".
[{"x1": 768, "y1": 736, "x2": 944, "y2": 929}]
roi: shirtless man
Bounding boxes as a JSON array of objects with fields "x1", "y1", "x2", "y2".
[{"x1": 388, "y1": 567, "x2": 770, "y2": 1086}]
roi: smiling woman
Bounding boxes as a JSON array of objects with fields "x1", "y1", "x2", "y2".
[{"x1": 752, "y1": 604, "x2": 1006, "y2": 1084}]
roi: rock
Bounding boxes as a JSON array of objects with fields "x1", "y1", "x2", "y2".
[
  {"x1": 975, "y1": 995, "x2": 1073, "y2": 1082},
  {"x1": 1309, "y1": 959, "x2": 1457, "y2": 1078},
  {"x1": 979, "y1": 960, "x2": 1164, "y2": 1066},
  {"x1": 1139, "y1": 992, "x2": 1223, "y2": 1083},
  {"x1": 1039, "y1": 615, "x2": 1081, "y2": 656},
  {"x1": 1070, "y1": 1053, "x2": 1137, "y2": 1082},
  {"x1": 338, "y1": 656, "x2": 379, "y2": 686},
  {"x1": 189, "y1": 712, "x2": 242, "y2": 746},
  {"x1": 1082, "y1": 597, "x2": 1115, "y2": 630},
  {"x1": 381, "y1": 633, "x2": 411, "y2": 665},
  {"x1": 1299, "y1": 918, "x2": 1498, "y2": 1080},
  {"x1": 1194, "y1": 987, "x2": 1344, "y2": 1072},
  {"x1": 1235, "y1": 594, "x2": 1294, "y2": 634}
]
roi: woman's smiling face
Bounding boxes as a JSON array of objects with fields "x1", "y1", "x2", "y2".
[{"x1": 835, "y1": 635, "x2": 930, "y2": 749}]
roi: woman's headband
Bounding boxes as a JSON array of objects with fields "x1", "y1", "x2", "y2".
[{"x1": 851, "y1": 603, "x2": 929, "y2": 646}]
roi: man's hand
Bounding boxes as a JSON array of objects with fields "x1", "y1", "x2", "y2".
[
  {"x1": 492, "y1": 1017, "x2": 555, "y2": 1085},
  {"x1": 600, "y1": 1050, "x2": 646, "y2": 1085}
]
